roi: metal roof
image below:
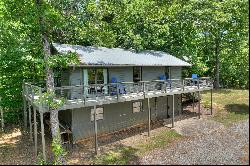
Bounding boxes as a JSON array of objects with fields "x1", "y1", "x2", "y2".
[{"x1": 52, "y1": 43, "x2": 191, "y2": 67}]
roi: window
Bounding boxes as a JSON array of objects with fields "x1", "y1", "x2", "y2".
[
  {"x1": 165, "y1": 67, "x2": 170, "y2": 79},
  {"x1": 132, "y1": 101, "x2": 143, "y2": 113},
  {"x1": 88, "y1": 69, "x2": 96, "y2": 85},
  {"x1": 88, "y1": 68, "x2": 105, "y2": 85},
  {"x1": 91, "y1": 107, "x2": 104, "y2": 121},
  {"x1": 54, "y1": 70, "x2": 62, "y2": 87},
  {"x1": 133, "y1": 67, "x2": 142, "y2": 82},
  {"x1": 96, "y1": 69, "x2": 104, "y2": 84}
]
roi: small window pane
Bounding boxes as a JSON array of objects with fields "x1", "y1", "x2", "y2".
[
  {"x1": 165, "y1": 67, "x2": 170, "y2": 79},
  {"x1": 91, "y1": 107, "x2": 104, "y2": 121},
  {"x1": 133, "y1": 67, "x2": 141, "y2": 82},
  {"x1": 133, "y1": 101, "x2": 142, "y2": 113}
]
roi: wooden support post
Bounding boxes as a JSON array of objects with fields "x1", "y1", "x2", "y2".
[
  {"x1": 147, "y1": 97, "x2": 151, "y2": 137},
  {"x1": 198, "y1": 91, "x2": 201, "y2": 119},
  {"x1": 0, "y1": 98, "x2": 4, "y2": 131},
  {"x1": 23, "y1": 99, "x2": 27, "y2": 129},
  {"x1": 180, "y1": 94, "x2": 183, "y2": 115},
  {"x1": 211, "y1": 89, "x2": 213, "y2": 115},
  {"x1": 192, "y1": 92, "x2": 195, "y2": 112},
  {"x1": 94, "y1": 105, "x2": 98, "y2": 155},
  {"x1": 28, "y1": 103, "x2": 33, "y2": 140},
  {"x1": 166, "y1": 96, "x2": 168, "y2": 118},
  {"x1": 40, "y1": 112, "x2": 46, "y2": 162},
  {"x1": 23, "y1": 83, "x2": 27, "y2": 129},
  {"x1": 34, "y1": 108, "x2": 37, "y2": 157},
  {"x1": 116, "y1": 84, "x2": 119, "y2": 101},
  {"x1": 172, "y1": 94, "x2": 175, "y2": 128}
]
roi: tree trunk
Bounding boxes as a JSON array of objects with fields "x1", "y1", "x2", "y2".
[
  {"x1": 37, "y1": 0, "x2": 65, "y2": 164},
  {"x1": 214, "y1": 37, "x2": 220, "y2": 89}
]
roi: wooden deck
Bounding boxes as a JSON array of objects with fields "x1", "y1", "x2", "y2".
[{"x1": 23, "y1": 78, "x2": 212, "y2": 113}]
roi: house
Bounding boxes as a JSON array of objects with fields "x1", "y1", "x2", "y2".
[{"x1": 23, "y1": 43, "x2": 213, "y2": 160}]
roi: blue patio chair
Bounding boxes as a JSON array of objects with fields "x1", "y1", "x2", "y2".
[
  {"x1": 157, "y1": 75, "x2": 167, "y2": 90},
  {"x1": 192, "y1": 74, "x2": 198, "y2": 86},
  {"x1": 159, "y1": 74, "x2": 166, "y2": 80},
  {"x1": 119, "y1": 84, "x2": 126, "y2": 94},
  {"x1": 110, "y1": 77, "x2": 118, "y2": 95},
  {"x1": 192, "y1": 74, "x2": 198, "y2": 79}
]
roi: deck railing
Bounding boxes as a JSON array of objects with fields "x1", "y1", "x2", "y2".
[{"x1": 23, "y1": 77, "x2": 213, "y2": 108}]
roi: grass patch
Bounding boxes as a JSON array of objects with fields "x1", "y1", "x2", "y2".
[
  {"x1": 201, "y1": 89, "x2": 249, "y2": 126},
  {"x1": 93, "y1": 129, "x2": 182, "y2": 165},
  {"x1": 93, "y1": 146, "x2": 137, "y2": 165},
  {"x1": 137, "y1": 129, "x2": 182, "y2": 154}
]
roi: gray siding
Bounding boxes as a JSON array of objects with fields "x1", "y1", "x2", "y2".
[
  {"x1": 61, "y1": 70, "x2": 70, "y2": 86},
  {"x1": 69, "y1": 68, "x2": 83, "y2": 99},
  {"x1": 71, "y1": 95, "x2": 182, "y2": 142},
  {"x1": 108, "y1": 67, "x2": 133, "y2": 82},
  {"x1": 170, "y1": 67, "x2": 182, "y2": 79},
  {"x1": 142, "y1": 66, "x2": 165, "y2": 81},
  {"x1": 69, "y1": 68, "x2": 83, "y2": 86}
]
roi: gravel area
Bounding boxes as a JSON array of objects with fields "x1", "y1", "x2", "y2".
[{"x1": 139, "y1": 119, "x2": 249, "y2": 165}]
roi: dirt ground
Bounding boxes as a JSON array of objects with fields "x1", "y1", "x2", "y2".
[{"x1": 0, "y1": 102, "x2": 212, "y2": 165}]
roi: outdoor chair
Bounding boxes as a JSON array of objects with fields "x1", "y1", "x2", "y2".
[{"x1": 192, "y1": 74, "x2": 198, "y2": 86}]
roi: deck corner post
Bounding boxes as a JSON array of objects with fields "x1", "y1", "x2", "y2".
[
  {"x1": 23, "y1": 83, "x2": 27, "y2": 129},
  {"x1": 40, "y1": 111, "x2": 46, "y2": 162},
  {"x1": 28, "y1": 103, "x2": 33, "y2": 140},
  {"x1": 0, "y1": 97, "x2": 4, "y2": 131},
  {"x1": 116, "y1": 83, "x2": 119, "y2": 101},
  {"x1": 211, "y1": 89, "x2": 213, "y2": 115},
  {"x1": 198, "y1": 91, "x2": 201, "y2": 119},
  {"x1": 182, "y1": 79, "x2": 185, "y2": 91},
  {"x1": 192, "y1": 92, "x2": 195, "y2": 112},
  {"x1": 34, "y1": 108, "x2": 37, "y2": 157},
  {"x1": 172, "y1": 94, "x2": 175, "y2": 128},
  {"x1": 180, "y1": 94, "x2": 183, "y2": 115},
  {"x1": 23, "y1": 98, "x2": 27, "y2": 129},
  {"x1": 147, "y1": 97, "x2": 151, "y2": 137},
  {"x1": 94, "y1": 105, "x2": 98, "y2": 155}
]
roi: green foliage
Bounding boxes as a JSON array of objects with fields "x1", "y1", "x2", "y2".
[
  {"x1": 0, "y1": 0, "x2": 248, "y2": 124},
  {"x1": 37, "y1": 153, "x2": 47, "y2": 165},
  {"x1": 94, "y1": 146, "x2": 137, "y2": 165},
  {"x1": 51, "y1": 138, "x2": 67, "y2": 165},
  {"x1": 48, "y1": 52, "x2": 80, "y2": 68},
  {"x1": 3, "y1": 109, "x2": 22, "y2": 124},
  {"x1": 35, "y1": 91, "x2": 65, "y2": 110},
  {"x1": 137, "y1": 129, "x2": 182, "y2": 154},
  {"x1": 93, "y1": 129, "x2": 182, "y2": 164}
]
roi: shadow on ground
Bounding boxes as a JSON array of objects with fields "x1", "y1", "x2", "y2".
[{"x1": 225, "y1": 104, "x2": 249, "y2": 115}]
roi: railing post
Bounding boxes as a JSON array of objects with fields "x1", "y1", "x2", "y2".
[
  {"x1": 182, "y1": 79, "x2": 185, "y2": 91},
  {"x1": 165, "y1": 81, "x2": 167, "y2": 93},
  {"x1": 198, "y1": 78, "x2": 200, "y2": 89},
  {"x1": 31, "y1": 85, "x2": 34, "y2": 102},
  {"x1": 81, "y1": 86, "x2": 84, "y2": 104},
  {"x1": 143, "y1": 82, "x2": 146, "y2": 98},
  {"x1": 60, "y1": 87, "x2": 63, "y2": 98},
  {"x1": 116, "y1": 83, "x2": 119, "y2": 101}
]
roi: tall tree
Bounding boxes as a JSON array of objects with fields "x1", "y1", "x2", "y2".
[{"x1": 36, "y1": 0, "x2": 65, "y2": 164}]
